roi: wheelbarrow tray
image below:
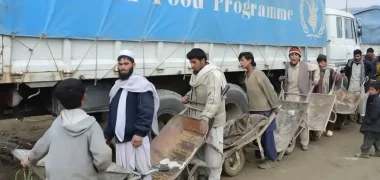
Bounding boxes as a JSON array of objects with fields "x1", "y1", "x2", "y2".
[
  {"x1": 334, "y1": 89, "x2": 361, "y2": 114},
  {"x1": 11, "y1": 149, "x2": 140, "y2": 180},
  {"x1": 274, "y1": 100, "x2": 309, "y2": 153},
  {"x1": 308, "y1": 93, "x2": 336, "y2": 131},
  {"x1": 150, "y1": 113, "x2": 207, "y2": 180},
  {"x1": 223, "y1": 114, "x2": 271, "y2": 158}
]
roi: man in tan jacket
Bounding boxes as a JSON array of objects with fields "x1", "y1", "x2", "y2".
[
  {"x1": 183, "y1": 48, "x2": 227, "y2": 180},
  {"x1": 238, "y1": 52, "x2": 280, "y2": 169},
  {"x1": 279, "y1": 47, "x2": 320, "y2": 151}
]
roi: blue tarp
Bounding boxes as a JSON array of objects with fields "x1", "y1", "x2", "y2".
[
  {"x1": 0, "y1": 0, "x2": 327, "y2": 47},
  {"x1": 352, "y1": 5, "x2": 380, "y2": 45}
]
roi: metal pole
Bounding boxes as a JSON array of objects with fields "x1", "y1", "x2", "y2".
[{"x1": 346, "y1": 0, "x2": 348, "y2": 12}]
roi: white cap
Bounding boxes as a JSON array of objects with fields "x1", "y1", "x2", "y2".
[{"x1": 119, "y1": 49, "x2": 135, "y2": 59}]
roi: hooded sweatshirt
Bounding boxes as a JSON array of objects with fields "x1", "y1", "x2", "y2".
[
  {"x1": 186, "y1": 63, "x2": 227, "y2": 127},
  {"x1": 28, "y1": 109, "x2": 112, "y2": 180}
]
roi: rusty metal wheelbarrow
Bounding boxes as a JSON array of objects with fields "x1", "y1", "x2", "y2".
[
  {"x1": 165, "y1": 97, "x2": 276, "y2": 178},
  {"x1": 151, "y1": 86, "x2": 231, "y2": 180}
]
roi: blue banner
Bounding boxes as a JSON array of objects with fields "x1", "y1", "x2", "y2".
[{"x1": 0, "y1": 0, "x2": 327, "y2": 47}]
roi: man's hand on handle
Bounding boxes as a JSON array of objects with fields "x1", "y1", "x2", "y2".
[
  {"x1": 279, "y1": 76, "x2": 285, "y2": 81},
  {"x1": 132, "y1": 135, "x2": 143, "y2": 148},
  {"x1": 105, "y1": 138, "x2": 111, "y2": 146},
  {"x1": 200, "y1": 120, "x2": 209, "y2": 135},
  {"x1": 272, "y1": 108, "x2": 280, "y2": 114},
  {"x1": 182, "y1": 95, "x2": 189, "y2": 104}
]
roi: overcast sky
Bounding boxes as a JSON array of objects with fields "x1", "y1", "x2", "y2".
[{"x1": 326, "y1": 0, "x2": 379, "y2": 9}]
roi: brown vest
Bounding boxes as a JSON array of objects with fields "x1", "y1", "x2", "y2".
[{"x1": 284, "y1": 61, "x2": 312, "y2": 94}]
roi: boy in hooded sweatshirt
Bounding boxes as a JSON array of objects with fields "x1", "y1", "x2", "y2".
[
  {"x1": 21, "y1": 78, "x2": 112, "y2": 180},
  {"x1": 359, "y1": 80, "x2": 380, "y2": 158}
]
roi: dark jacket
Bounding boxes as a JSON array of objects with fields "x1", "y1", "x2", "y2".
[
  {"x1": 364, "y1": 55, "x2": 378, "y2": 80},
  {"x1": 104, "y1": 89, "x2": 154, "y2": 143},
  {"x1": 313, "y1": 68, "x2": 339, "y2": 93},
  {"x1": 344, "y1": 59, "x2": 372, "y2": 92},
  {"x1": 360, "y1": 95, "x2": 380, "y2": 133}
]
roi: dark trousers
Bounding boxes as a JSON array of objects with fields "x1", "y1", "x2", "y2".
[
  {"x1": 360, "y1": 132, "x2": 380, "y2": 153},
  {"x1": 249, "y1": 111, "x2": 278, "y2": 161},
  {"x1": 326, "y1": 114, "x2": 347, "y2": 131}
]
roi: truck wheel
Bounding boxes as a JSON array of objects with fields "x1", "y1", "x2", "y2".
[
  {"x1": 223, "y1": 149, "x2": 245, "y2": 177},
  {"x1": 175, "y1": 166, "x2": 198, "y2": 180},
  {"x1": 150, "y1": 89, "x2": 185, "y2": 139},
  {"x1": 310, "y1": 131, "x2": 322, "y2": 141},
  {"x1": 225, "y1": 83, "x2": 248, "y2": 121}
]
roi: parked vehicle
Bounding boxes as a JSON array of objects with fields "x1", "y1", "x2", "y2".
[
  {"x1": 0, "y1": 0, "x2": 361, "y2": 125},
  {"x1": 351, "y1": 5, "x2": 380, "y2": 54}
]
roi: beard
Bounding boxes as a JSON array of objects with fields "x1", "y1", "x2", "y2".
[{"x1": 118, "y1": 67, "x2": 134, "y2": 80}]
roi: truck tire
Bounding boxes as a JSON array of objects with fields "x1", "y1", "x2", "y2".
[
  {"x1": 150, "y1": 89, "x2": 186, "y2": 140},
  {"x1": 225, "y1": 83, "x2": 249, "y2": 121}
]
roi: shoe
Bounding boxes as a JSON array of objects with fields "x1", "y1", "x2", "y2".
[
  {"x1": 359, "y1": 152, "x2": 370, "y2": 158},
  {"x1": 326, "y1": 130, "x2": 333, "y2": 137},
  {"x1": 301, "y1": 145, "x2": 308, "y2": 151},
  {"x1": 258, "y1": 160, "x2": 278, "y2": 169},
  {"x1": 357, "y1": 116, "x2": 364, "y2": 124},
  {"x1": 197, "y1": 175, "x2": 208, "y2": 180},
  {"x1": 247, "y1": 157, "x2": 265, "y2": 164},
  {"x1": 376, "y1": 151, "x2": 380, "y2": 157}
]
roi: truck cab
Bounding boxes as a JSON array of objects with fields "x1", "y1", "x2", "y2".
[{"x1": 325, "y1": 8, "x2": 362, "y2": 68}]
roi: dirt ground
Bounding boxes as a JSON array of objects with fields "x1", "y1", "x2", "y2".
[{"x1": 0, "y1": 116, "x2": 379, "y2": 180}]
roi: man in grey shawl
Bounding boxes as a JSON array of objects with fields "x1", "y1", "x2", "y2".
[{"x1": 313, "y1": 54, "x2": 340, "y2": 137}]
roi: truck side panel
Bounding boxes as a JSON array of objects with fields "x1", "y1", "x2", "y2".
[
  {"x1": 0, "y1": 0, "x2": 327, "y2": 47},
  {"x1": 0, "y1": 36, "x2": 323, "y2": 84}
]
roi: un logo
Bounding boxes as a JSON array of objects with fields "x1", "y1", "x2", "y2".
[{"x1": 300, "y1": 0, "x2": 326, "y2": 38}]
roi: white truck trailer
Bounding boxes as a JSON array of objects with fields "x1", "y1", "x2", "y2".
[{"x1": 0, "y1": 0, "x2": 361, "y2": 126}]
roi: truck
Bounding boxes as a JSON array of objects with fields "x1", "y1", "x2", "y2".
[
  {"x1": 351, "y1": 5, "x2": 380, "y2": 56},
  {"x1": 0, "y1": 0, "x2": 361, "y2": 127}
]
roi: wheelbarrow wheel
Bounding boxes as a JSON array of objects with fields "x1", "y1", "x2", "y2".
[
  {"x1": 310, "y1": 131, "x2": 322, "y2": 141},
  {"x1": 222, "y1": 149, "x2": 245, "y2": 177},
  {"x1": 175, "y1": 166, "x2": 198, "y2": 180},
  {"x1": 285, "y1": 140, "x2": 296, "y2": 155}
]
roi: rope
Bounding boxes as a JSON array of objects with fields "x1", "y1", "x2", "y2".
[
  {"x1": 220, "y1": 43, "x2": 229, "y2": 70},
  {"x1": 98, "y1": 40, "x2": 143, "y2": 80},
  {"x1": 148, "y1": 41, "x2": 184, "y2": 77},
  {"x1": 73, "y1": 39, "x2": 98, "y2": 75},
  {"x1": 46, "y1": 41, "x2": 63, "y2": 81},
  {"x1": 10, "y1": 34, "x2": 44, "y2": 84}
]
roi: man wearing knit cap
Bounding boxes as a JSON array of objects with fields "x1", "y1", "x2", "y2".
[
  {"x1": 104, "y1": 49, "x2": 160, "y2": 180},
  {"x1": 279, "y1": 47, "x2": 320, "y2": 151}
]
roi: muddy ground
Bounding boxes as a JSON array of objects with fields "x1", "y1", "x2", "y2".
[{"x1": 0, "y1": 116, "x2": 379, "y2": 180}]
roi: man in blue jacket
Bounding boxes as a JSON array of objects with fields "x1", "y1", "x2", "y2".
[{"x1": 104, "y1": 50, "x2": 160, "y2": 180}]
